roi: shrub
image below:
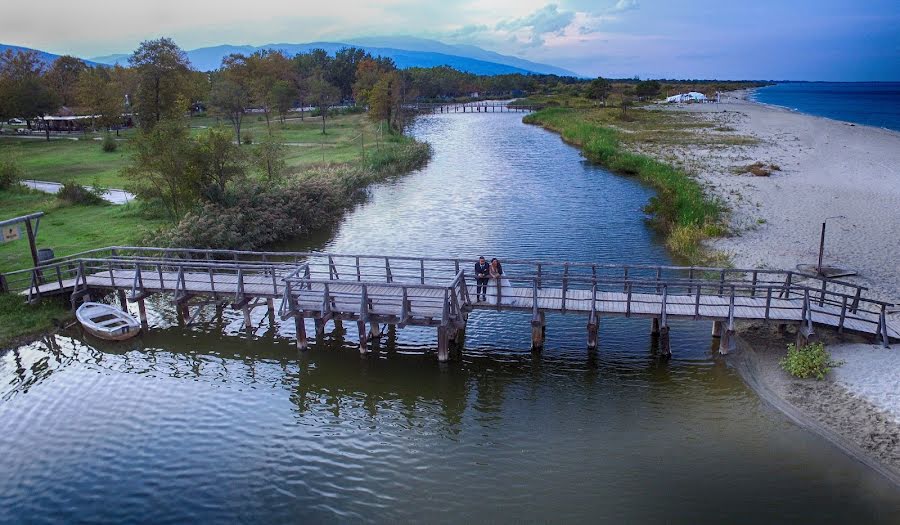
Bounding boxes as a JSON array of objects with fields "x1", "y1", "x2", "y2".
[
  {"x1": 56, "y1": 181, "x2": 106, "y2": 205},
  {"x1": 101, "y1": 133, "x2": 118, "y2": 152},
  {"x1": 242, "y1": 132, "x2": 253, "y2": 145},
  {"x1": 0, "y1": 152, "x2": 25, "y2": 189},
  {"x1": 779, "y1": 341, "x2": 838, "y2": 380}
]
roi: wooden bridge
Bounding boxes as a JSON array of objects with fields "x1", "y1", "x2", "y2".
[
  {"x1": 2, "y1": 246, "x2": 897, "y2": 361},
  {"x1": 404, "y1": 102, "x2": 542, "y2": 114}
]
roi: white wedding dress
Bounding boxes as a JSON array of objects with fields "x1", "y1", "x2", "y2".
[{"x1": 485, "y1": 276, "x2": 520, "y2": 306}]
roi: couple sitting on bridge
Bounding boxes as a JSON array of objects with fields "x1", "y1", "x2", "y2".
[{"x1": 474, "y1": 256, "x2": 517, "y2": 305}]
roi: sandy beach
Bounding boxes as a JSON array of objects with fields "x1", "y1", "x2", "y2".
[{"x1": 639, "y1": 90, "x2": 900, "y2": 482}]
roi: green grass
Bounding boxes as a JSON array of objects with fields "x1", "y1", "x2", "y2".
[
  {"x1": 0, "y1": 136, "x2": 131, "y2": 187},
  {"x1": 524, "y1": 107, "x2": 726, "y2": 263},
  {"x1": 0, "y1": 187, "x2": 164, "y2": 274},
  {"x1": 0, "y1": 293, "x2": 70, "y2": 349},
  {"x1": 0, "y1": 112, "x2": 388, "y2": 189}
]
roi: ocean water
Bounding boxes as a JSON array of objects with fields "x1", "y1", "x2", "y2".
[{"x1": 752, "y1": 82, "x2": 900, "y2": 131}]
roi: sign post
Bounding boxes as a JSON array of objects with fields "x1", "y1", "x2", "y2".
[{"x1": 0, "y1": 212, "x2": 45, "y2": 268}]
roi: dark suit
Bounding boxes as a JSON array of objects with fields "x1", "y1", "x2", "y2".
[{"x1": 474, "y1": 261, "x2": 490, "y2": 300}]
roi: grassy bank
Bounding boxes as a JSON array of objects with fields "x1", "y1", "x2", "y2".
[
  {"x1": 0, "y1": 187, "x2": 163, "y2": 273},
  {"x1": 160, "y1": 132, "x2": 431, "y2": 250},
  {"x1": 524, "y1": 107, "x2": 726, "y2": 262},
  {"x1": 0, "y1": 294, "x2": 69, "y2": 350}
]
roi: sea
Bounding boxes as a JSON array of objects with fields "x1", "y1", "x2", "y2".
[{"x1": 751, "y1": 82, "x2": 900, "y2": 132}]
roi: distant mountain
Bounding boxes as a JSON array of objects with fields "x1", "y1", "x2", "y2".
[
  {"x1": 0, "y1": 43, "x2": 102, "y2": 67},
  {"x1": 90, "y1": 41, "x2": 574, "y2": 76},
  {"x1": 347, "y1": 36, "x2": 581, "y2": 77}
]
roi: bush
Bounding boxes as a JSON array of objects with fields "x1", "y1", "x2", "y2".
[
  {"x1": 101, "y1": 133, "x2": 118, "y2": 152},
  {"x1": 779, "y1": 341, "x2": 838, "y2": 380},
  {"x1": 242, "y1": 132, "x2": 253, "y2": 145},
  {"x1": 56, "y1": 181, "x2": 106, "y2": 205},
  {"x1": 0, "y1": 152, "x2": 25, "y2": 189}
]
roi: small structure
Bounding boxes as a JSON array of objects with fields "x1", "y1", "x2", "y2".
[{"x1": 665, "y1": 92, "x2": 708, "y2": 104}]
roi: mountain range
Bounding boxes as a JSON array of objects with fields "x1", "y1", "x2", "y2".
[{"x1": 2, "y1": 37, "x2": 578, "y2": 77}]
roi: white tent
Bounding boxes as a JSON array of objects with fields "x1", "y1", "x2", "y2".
[{"x1": 665, "y1": 92, "x2": 708, "y2": 103}]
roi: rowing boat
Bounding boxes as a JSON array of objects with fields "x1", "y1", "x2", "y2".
[{"x1": 76, "y1": 302, "x2": 141, "y2": 341}]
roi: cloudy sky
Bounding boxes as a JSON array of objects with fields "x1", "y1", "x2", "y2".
[{"x1": 3, "y1": 0, "x2": 899, "y2": 80}]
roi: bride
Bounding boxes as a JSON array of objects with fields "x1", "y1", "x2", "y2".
[{"x1": 485, "y1": 258, "x2": 519, "y2": 306}]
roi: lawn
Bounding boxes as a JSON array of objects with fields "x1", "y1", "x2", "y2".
[
  {"x1": 0, "y1": 112, "x2": 387, "y2": 189},
  {"x1": 0, "y1": 187, "x2": 164, "y2": 274},
  {"x1": 0, "y1": 136, "x2": 131, "y2": 187}
]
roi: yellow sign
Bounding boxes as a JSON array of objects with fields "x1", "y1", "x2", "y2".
[{"x1": 1, "y1": 224, "x2": 21, "y2": 243}]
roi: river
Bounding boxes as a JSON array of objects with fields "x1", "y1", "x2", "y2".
[{"x1": 1, "y1": 111, "x2": 898, "y2": 523}]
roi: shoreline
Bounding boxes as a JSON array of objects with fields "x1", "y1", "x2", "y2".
[
  {"x1": 731, "y1": 327, "x2": 900, "y2": 487},
  {"x1": 654, "y1": 90, "x2": 900, "y2": 483}
]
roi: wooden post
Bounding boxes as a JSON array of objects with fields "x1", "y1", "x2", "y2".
[
  {"x1": 711, "y1": 320, "x2": 723, "y2": 338},
  {"x1": 315, "y1": 318, "x2": 326, "y2": 342},
  {"x1": 719, "y1": 326, "x2": 736, "y2": 354},
  {"x1": 24, "y1": 218, "x2": 40, "y2": 268},
  {"x1": 659, "y1": 325, "x2": 671, "y2": 357},
  {"x1": 137, "y1": 298, "x2": 148, "y2": 328},
  {"x1": 295, "y1": 316, "x2": 308, "y2": 351},
  {"x1": 357, "y1": 320, "x2": 369, "y2": 354},
  {"x1": 266, "y1": 298, "x2": 275, "y2": 321},
  {"x1": 242, "y1": 305, "x2": 252, "y2": 331},
  {"x1": 117, "y1": 289, "x2": 128, "y2": 312},
  {"x1": 651, "y1": 317, "x2": 660, "y2": 335},
  {"x1": 437, "y1": 325, "x2": 451, "y2": 362},
  {"x1": 531, "y1": 311, "x2": 545, "y2": 351},
  {"x1": 587, "y1": 319, "x2": 599, "y2": 349},
  {"x1": 369, "y1": 321, "x2": 381, "y2": 339}
]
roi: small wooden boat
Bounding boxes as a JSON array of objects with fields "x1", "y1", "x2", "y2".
[{"x1": 76, "y1": 302, "x2": 141, "y2": 341}]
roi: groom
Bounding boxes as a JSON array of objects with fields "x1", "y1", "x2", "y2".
[{"x1": 474, "y1": 256, "x2": 490, "y2": 302}]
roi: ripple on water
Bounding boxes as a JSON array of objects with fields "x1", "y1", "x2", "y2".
[{"x1": 2, "y1": 112, "x2": 900, "y2": 523}]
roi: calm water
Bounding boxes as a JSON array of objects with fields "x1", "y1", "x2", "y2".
[
  {"x1": 2, "y1": 112, "x2": 899, "y2": 523},
  {"x1": 752, "y1": 82, "x2": 900, "y2": 131}
]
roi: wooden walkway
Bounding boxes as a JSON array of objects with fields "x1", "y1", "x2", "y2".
[
  {"x1": 405, "y1": 102, "x2": 542, "y2": 114},
  {"x1": 2, "y1": 246, "x2": 896, "y2": 361}
]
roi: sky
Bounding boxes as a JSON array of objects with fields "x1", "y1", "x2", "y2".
[{"x1": 2, "y1": 0, "x2": 899, "y2": 80}]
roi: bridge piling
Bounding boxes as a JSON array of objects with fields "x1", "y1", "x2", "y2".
[
  {"x1": 651, "y1": 317, "x2": 660, "y2": 335},
  {"x1": 357, "y1": 321, "x2": 369, "y2": 354},
  {"x1": 437, "y1": 325, "x2": 451, "y2": 362},
  {"x1": 137, "y1": 298, "x2": 148, "y2": 328},
  {"x1": 295, "y1": 317, "x2": 308, "y2": 351},
  {"x1": 711, "y1": 321, "x2": 723, "y2": 338},
  {"x1": 532, "y1": 312, "x2": 546, "y2": 351},
  {"x1": 587, "y1": 320, "x2": 599, "y2": 349},
  {"x1": 315, "y1": 319, "x2": 326, "y2": 342}
]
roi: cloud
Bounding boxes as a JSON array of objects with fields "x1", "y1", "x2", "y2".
[
  {"x1": 496, "y1": 4, "x2": 576, "y2": 46},
  {"x1": 609, "y1": 0, "x2": 639, "y2": 14}
]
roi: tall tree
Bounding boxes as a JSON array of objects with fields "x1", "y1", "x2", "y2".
[
  {"x1": 125, "y1": 117, "x2": 199, "y2": 219},
  {"x1": 128, "y1": 37, "x2": 192, "y2": 129},
  {"x1": 246, "y1": 50, "x2": 291, "y2": 133},
  {"x1": 193, "y1": 125, "x2": 247, "y2": 196},
  {"x1": 306, "y1": 75, "x2": 340, "y2": 135},
  {"x1": 0, "y1": 49, "x2": 60, "y2": 140},
  {"x1": 45, "y1": 55, "x2": 87, "y2": 107},
  {"x1": 269, "y1": 80, "x2": 297, "y2": 124},
  {"x1": 76, "y1": 67, "x2": 124, "y2": 131}
]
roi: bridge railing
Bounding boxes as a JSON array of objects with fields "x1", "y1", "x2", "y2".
[{"x1": 281, "y1": 268, "x2": 468, "y2": 328}]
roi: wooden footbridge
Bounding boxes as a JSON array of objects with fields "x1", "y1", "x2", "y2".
[
  {"x1": 2, "y1": 247, "x2": 896, "y2": 361},
  {"x1": 405, "y1": 102, "x2": 543, "y2": 114}
]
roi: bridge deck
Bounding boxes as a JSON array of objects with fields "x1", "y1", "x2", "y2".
[{"x1": 4, "y1": 247, "x2": 897, "y2": 360}]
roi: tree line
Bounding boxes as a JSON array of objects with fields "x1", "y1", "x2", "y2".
[{"x1": 0, "y1": 38, "x2": 586, "y2": 143}]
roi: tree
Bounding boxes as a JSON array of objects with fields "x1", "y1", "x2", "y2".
[
  {"x1": 353, "y1": 57, "x2": 394, "y2": 106},
  {"x1": 45, "y1": 55, "x2": 87, "y2": 107},
  {"x1": 306, "y1": 75, "x2": 340, "y2": 134},
  {"x1": 328, "y1": 47, "x2": 368, "y2": 101},
  {"x1": 368, "y1": 70, "x2": 411, "y2": 131},
  {"x1": 635, "y1": 80, "x2": 661, "y2": 100},
  {"x1": 255, "y1": 135, "x2": 287, "y2": 181},
  {"x1": 209, "y1": 73, "x2": 250, "y2": 144},
  {"x1": 586, "y1": 77, "x2": 611, "y2": 106},
  {"x1": 193, "y1": 126, "x2": 247, "y2": 196},
  {"x1": 125, "y1": 117, "x2": 199, "y2": 219},
  {"x1": 0, "y1": 49, "x2": 60, "y2": 140},
  {"x1": 269, "y1": 80, "x2": 297, "y2": 124},
  {"x1": 246, "y1": 50, "x2": 291, "y2": 133},
  {"x1": 76, "y1": 67, "x2": 124, "y2": 132},
  {"x1": 128, "y1": 37, "x2": 192, "y2": 129}
]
